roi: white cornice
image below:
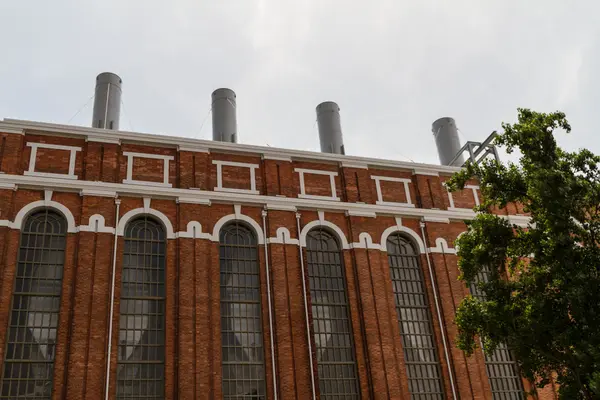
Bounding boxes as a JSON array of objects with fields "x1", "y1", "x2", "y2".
[
  {"x1": 0, "y1": 118, "x2": 461, "y2": 176},
  {"x1": 0, "y1": 173, "x2": 487, "y2": 223}
]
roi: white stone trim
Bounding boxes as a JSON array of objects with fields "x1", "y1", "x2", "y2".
[
  {"x1": 12, "y1": 199, "x2": 78, "y2": 233},
  {"x1": 116, "y1": 207, "x2": 176, "y2": 239},
  {"x1": 213, "y1": 160, "x2": 260, "y2": 195},
  {"x1": 371, "y1": 176, "x2": 414, "y2": 207},
  {"x1": 267, "y1": 227, "x2": 299, "y2": 245},
  {"x1": 380, "y1": 223, "x2": 426, "y2": 254},
  {"x1": 123, "y1": 151, "x2": 174, "y2": 188},
  {"x1": 26, "y1": 142, "x2": 81, "y2": 180},
  {"x1": 266, "y1": 204, "x2": 297, "y2": 212},
  {"x1": 80, "y1": 189, "x2": 117, "y2": 198},
  {"x1": 299, "y1": 219, "x2": 350, "y2": 249},
  {"x1": 211, "y1": 211, "x2": 265, "y2": 244},
  {"x1": 423, "y1": 216, "x2": 450, "y2": 224},
  {"x1": 177, "y1": 196, "x2": 211, "y2": 205},
  {"x1": 341, "y1": 162, "x2": 369, "y2": 169},
  {"x1": 0, "y1": 183, "x2": 16, "y2": 190},
  {"x1": 429, "y1": 238, "x2": 457, "y2": 254},
  {"x1": 178, "y1": 144, "x2": 210, "y2": 153},
  {"x1": 346, "y1": 210, "x2": 377, "y2": 218},
  {"x1": 412, "y1": 169, "x2": 439, "y2": 176},
  {"x1": 295, "y1": 168, "x2": 340, "y2": 201},
  {"x1": 351, "y1": 232, "x2": 382, "y2": 250},
  {"x1": 79, "y1": 214, "x2": 115, "y2": 234},
  {"x1": 176, "y1": 221, "x2": 212, "y2": 239},
  {"x1": 262, "y1": 154, "x2": 292, "y2": 162}
]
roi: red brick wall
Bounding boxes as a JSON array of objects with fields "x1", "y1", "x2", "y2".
[{"x1": 0, "y1": 129, "x2": 555, "y2": 399}]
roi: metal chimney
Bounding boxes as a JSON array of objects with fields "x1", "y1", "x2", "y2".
[
  {"x1": 432, "y1": 117, "x2": 465, "y2": 166},
  {"x1": 316, "y1": 101, "x2": 345, "y2": 154},
  {"x1": 92, "y1": 72, "x2": 122, "y2": 130},
  {"x1": 212, "y1": 88, "x2": 237, "y2": 143}
]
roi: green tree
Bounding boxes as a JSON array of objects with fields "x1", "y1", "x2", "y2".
[{"x1": 447, "y1": 109, "x2": 600, "y2": 399}]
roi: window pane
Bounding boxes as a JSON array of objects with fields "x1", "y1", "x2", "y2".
[
  {"x1": 306, "y1": 228, "x2": 359, "y2": 400},
  {"x1": 386, "y1": 234, "x2": 444, "y2": 399},
  {"x1": 117, "y1": 217, "x2": 166, "y2": 399},
  {"x1": 1, "y1": 209, "x2": 67, "y2": 399},
  {"x1": 469, "y1": 268, "x2": 524, "y2": 399},
  {"x1": 220, "y1": 222, "x2": 266, "y2": 399}
]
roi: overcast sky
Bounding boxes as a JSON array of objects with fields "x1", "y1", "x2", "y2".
[{"x1": 1, "y1": 1, "x2": 598, "y2": 165}]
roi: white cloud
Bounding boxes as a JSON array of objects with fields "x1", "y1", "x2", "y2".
[{"x1": 1, "y1": 0, "x2": 599, "y2": 165}]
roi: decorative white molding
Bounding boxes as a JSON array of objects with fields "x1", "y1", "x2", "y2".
[
  {"x1": 0, "y1": 183, "x2": 16, "y2": 190},
  {"x1": 351, "y1": 232, "x2": 382, "y2": 250},
  {"x1": 123, "y1": 151, "x2": 173, "y2": 188},
  {"x1": 380, "y1": 223, "x2": 426, "y2": 254},
  {"x1": 116, "y1": 206, "x2": 176, "y2": 239},
  {"x1": 0, "y1": 173, "x2": 531, "y2": 226},
  {"x1": 80, "y1": 189, "x2": 117, "y2": 198},
  {"x1": 295, "y1": 168, "x2": 340, "y2": 201},
  {"x1": 178, "y1": 144, "x2": 210, "y2": 153},
  {"x1": 86, "y1": 136, "x2": 120, "y2": 144},
  {"x1": 177, "y1": 196, "x2": 211, "y2": 205},
  {"x1": 79, "y1": 214, "x2": 115, "y2": 234},
  {"x1": 341, "y1": 162, "x2": 369, "y2": 169},
  {"x1": 429, "y1": 238, "x2": 457, "y2": 254},
  {"x1": 211, "y1": 212, "x2": 265, "y2": 244},
  {"x1": 412, "y1": 169, "x2": 439, "y2": 176},
  {"x1": 12, "y1": 199, "x2": 78, "y2": 233},
  {"x1": 299, "y1": 219, "x2": 350, "y2": 249},
  {"x1": 176, "y1": 221, "x2": 212, "y2": 239},
  {"x1": 371, "y1": 176, "x2": 414, "y2": 207},
  {"x1": 262, "y1": 154, "x2": 292, "y2": 162},
  {"x1": 213, "y1": 160, "x2": 260, "y2": 195},
  {"x1": 346, "y1": 210, "x2": 377, "y2": 218},
  {"x1": 267, "y1": 227, "x2": 299, "y2": 245},
  {"x1": 25, "y1": 142, "x2": 81, "y2": 180},
  {"x1": 0, "y1": 127, "x2": 24, "y2": 134},
  {"x1": 2, "y1": 119, "x2": 462, "y2": 178},
  {"x1": 266, "y1": 204, "x2": 297, "y2": 212},
  {"x1": 423, "y1": 216, "x2": 450, "y2": 224}
]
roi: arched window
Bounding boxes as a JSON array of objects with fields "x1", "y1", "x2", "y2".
[
  {"x1": 0, "y1": 209, "x2": 67, "y2": 399},
  {"x1": 116, "y1": 216, "x2": 166, "y2": 399},
  {"x1": 219, "y1": 222, "x2": 266, "y2": 399},
  {"x1": 470, "y1": 268, "x2": 524, "y2": 399},
  {"x1": 306, "y1": 227, "x2": 359, "y2": 399},
  {"x1": 386, "y1": 234, "x2": 444, "y2": 399}
]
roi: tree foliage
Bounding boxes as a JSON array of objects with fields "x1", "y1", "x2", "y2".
[{"x1": 446, "y1": 109, "x2": 600, "y2": 399}]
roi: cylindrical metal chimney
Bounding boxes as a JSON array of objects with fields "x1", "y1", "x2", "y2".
[
  {"x1": 316, "y1": 101, "x2": 345, "y2": 155},
  {"x1": 92, "y1": 72, "x2": 122, "y2": 130},
  {"x1": 212, "y1": 88, "x2": 237, "y2": 143},
  {"x1": 432, "y1": 117, "x2": 464, "y2": 166}
]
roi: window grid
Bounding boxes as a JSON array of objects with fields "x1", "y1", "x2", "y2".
[
  {"x1": 386, "y1": 234, "x2": 445, "y2": 399},
  {"x1": 220, "y1": 222, "x2": 267, "y2": 399},
  {"x1": 470, "y1": 268, "x2": 524, "y2": 399},
  {"x1": 306, "y1": 228, "x2": 360, "y2": 400},
  {"x1": 1, "y1": 209, "x2": 67, "y2": 399},
  {"x1": 116, "y1": 217, "x2": 166, "y2": 399}
]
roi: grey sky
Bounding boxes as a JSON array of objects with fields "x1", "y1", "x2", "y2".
[{"x1": 1, "y1": 1, "x2": 598, "y2": 165}]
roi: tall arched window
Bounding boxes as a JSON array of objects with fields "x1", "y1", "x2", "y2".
[
  {"x1": 470, "y1": 268, "x2": 524, "y2": 399},
  {"x1": 116, "y1": 216, "x2": 166, "y2": 399},
  {"x1": 306, "y1": 227, "x2": 359, "y2": 399},
  {"x1": 386, "y1": 234, "x2": 444, "y2": 399},
  {"x1": 219, "y1": 222, "x2": 266, "y2": 399},
  {"x1": 0, "y1": 209, "x2": 67, "y2": 399}
]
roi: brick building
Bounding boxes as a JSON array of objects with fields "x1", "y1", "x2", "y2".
[{"x1": 0, "y1": 74, "x2": 558, "y2": 399}]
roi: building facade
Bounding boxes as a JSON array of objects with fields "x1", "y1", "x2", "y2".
[{"x1": 0, "y1": 115, "x2": 559, "y2": 399}]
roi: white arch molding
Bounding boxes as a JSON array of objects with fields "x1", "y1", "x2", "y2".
[
  {"x1": 116, "y1": 207, "x2": 176, "y2": 239},
  {"x1": 299, "y1": 219, "x2": 350, "y2": 249},
  {"x1": 380, "y1": 225, "x2": 426, "y2": 254},
  {"x1": 12, "y1": 200, "x2": 78, "y2": 233},
  {"x1": 211, "y1": 213, "x2": 265, "y2": 244}
]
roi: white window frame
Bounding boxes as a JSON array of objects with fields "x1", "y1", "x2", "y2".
[
  {"x1": 212, "y1": 160, "x2": 260, "y2": 195},
  {"x1": 294, "y1": 168, "x2": 340, "y2": 201},
  {"x1": 24, "y1": 142, "x2": 81, "y2": 180},
  {"x1": 447, "y1": 184, "x2": 480, "y2": 210},
  {"x1": 371, "y1": 176, "x2": 415, "y2": 207},
  {"x1": 123, "y1": 151, "x2": 174, "y2": 187}
]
